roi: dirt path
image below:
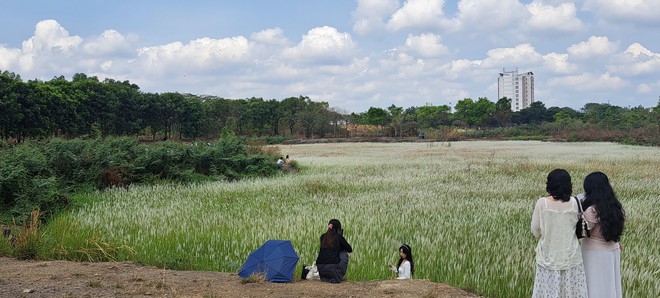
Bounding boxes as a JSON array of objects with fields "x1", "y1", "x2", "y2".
[{"x1": 0, "y1": 257, "x2": 481, "y2": 297}]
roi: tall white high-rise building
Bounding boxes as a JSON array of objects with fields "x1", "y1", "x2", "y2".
[{"x1": 498, "y1": 69, "x2": 534, "y2": 112}]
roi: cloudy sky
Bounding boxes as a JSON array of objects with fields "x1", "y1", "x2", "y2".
[{"x1": 1, "y1": 0, "x2": 659, "y2": 112}]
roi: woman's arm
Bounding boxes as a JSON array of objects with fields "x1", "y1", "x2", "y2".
[
  {"x1": 388, "y1": 263, "x2": 398, "y2": 273},
  {"x1": 531, "y1": 198, "x2": 542, "y2": 239},
  {"x1": 583, "y1": 206, "x2": 598, "y2": 226},
  {"x1": 338, "y1": 234, "x2": 353, "y2": 253}
]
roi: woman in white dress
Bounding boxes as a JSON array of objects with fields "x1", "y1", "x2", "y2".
[
  {"x1": 581, "y1": 172, "x2": 624, "y2": 298},
  {"x1": 531, "y1": 169, "x2": 588, "y2": 297},
  {"x1": 388, "y1": 244, "x2": 413, "y2": 279}
]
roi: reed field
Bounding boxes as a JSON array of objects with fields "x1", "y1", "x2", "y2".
[{"x1": 38, "y1": 141, "x2": 659, "y2": 297}]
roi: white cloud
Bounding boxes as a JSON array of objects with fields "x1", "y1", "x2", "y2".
[
  {"x1": 136, "y1": 36, "x2": 251, "y2": 73},
  {"x1": 548, "y1": 72, "x2": 627, "y2": 91},
  {"x1": 281, "y1": 26, "x2": 356, "y2": 64},
  {"x1": 352, "y1": 0, "x2": 400, "y2": 34},
  {"x1": 567, "y1": 36, "x2": 618, "y2": 59},
  {"x1": 481, "y1": 43, "x2": 544, "y2": 68},
  {"x1": 100, "y1": 60, "x2": 113, "y2": 71},
  {"x1": 542, "y1": 52, "x2": 577, "y2": 73},
  {"x1": 387, "y1": 0, "x2": 454, "y2": 31},
  {"x1": 405, "y1": 33, "x2": 449, "y2": 57},
  {"x1": 584, "y1": 0, "x2": 660, "y2": 24},
  {"x1": 379, "y1": 50, "x2": 416, "y2": 69},
  {"x1": 624, "y1": 43, "x2": 654, "y2": 58},
  {"x1": 456, "y1": 0, "x2": 526, "y2": 31},
  {"x1": 0, "y1": 47, "x2": 20, "y2": 70},
  {"x1": 10, "y1": 19, "x2": 84, "y2": 72},
  {"x1": 440, "y1": 59, "x2": 482, "y2": 80},
  {"x1": 83, "y1": 30, "x2": 133, "y2": 56},
  {"x1": 609, "y1": 43, "x2": 660, "y2": 76},
  {"x1": 250, "y1": 28, "x2": 289, "y2": 46},
  {"x1": 526, "y1": 1, "x2": 583, "y2": 31},
  {"x1": 21, "y1": 19, "x2": 82, "y2": 54},
  {"x1": 636, "y1": 81, "x2": 660, "y2": 94}
]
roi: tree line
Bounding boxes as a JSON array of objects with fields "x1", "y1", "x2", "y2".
[{"x1": 1, "y1": 70, "x2": 658, "y2": 144}]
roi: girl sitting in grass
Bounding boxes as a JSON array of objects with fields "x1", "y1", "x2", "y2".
[{"x1": 388, "y1": 244, "x2": 414, "y2": 279}]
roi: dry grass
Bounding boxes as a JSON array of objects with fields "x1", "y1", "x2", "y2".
[
  {"x1": 14, "y1": 210, "x2": 41, "y2": 260},
  {"x1": 240, "y1": 272, "x2": 267, "y2": 284}
]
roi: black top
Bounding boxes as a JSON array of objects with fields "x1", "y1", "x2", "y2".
[{"x1": 315, "y1": 233, "x2": 353, "y2": 264}]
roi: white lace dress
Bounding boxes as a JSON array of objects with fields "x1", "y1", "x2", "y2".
[
  {"x1": 389, "y1": 260, "x2": 411, "y2": 279},
  {"x1": 531, "y1": 197, "x2": 588, "y2": 298}
]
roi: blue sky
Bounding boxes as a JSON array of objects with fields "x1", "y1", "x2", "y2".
[{"x1": 1, "y1": 0, "x2": 659, "y2": 112}]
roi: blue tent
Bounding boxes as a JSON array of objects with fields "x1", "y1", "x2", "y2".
[{"x1": 238, "y1": 240, "x2": 299, "y2": 282}]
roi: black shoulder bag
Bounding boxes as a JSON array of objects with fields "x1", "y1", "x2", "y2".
[{"x1": 575, "y1": 197, "x2": 591, "y2": 239}]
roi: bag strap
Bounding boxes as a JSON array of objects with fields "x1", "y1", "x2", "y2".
[
  {"x1": 573, "y1": 196, "x2": 583, "y2": 213},
  {"x1": 574, "y1": 196, "x2": 592, "y2": 233}
]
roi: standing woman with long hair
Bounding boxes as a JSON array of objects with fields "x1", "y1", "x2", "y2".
[
  {"x1": 581, "y1": 172, "x2": 624, "y2": 298},
  {"x1": 315, "y1": 219, "x2": 352, "y2": 283},
  {"x1": 531, "y1": 169, "x2": 587, "y2": 297}
]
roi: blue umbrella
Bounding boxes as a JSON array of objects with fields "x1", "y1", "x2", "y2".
[{"x1": 238, "y1": 240, "x2": 299, "y2": 282}]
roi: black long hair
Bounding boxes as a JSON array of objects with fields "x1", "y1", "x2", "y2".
[
  {"x1": 582, "y1": 172, "x2": 625, "y2": 242},
  {"x1": 321, "y1": 219, "x2": 341, "y2": 248},
  {"x1": 397, "y1": 244, "x2": 414, "y2": 275},
  {"x1": 546, "y1": 168, "x2": 572, "y2": 202}
]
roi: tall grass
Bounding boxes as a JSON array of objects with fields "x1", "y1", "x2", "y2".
[{"x1": 40, "y1": 141, "x2": 659, "y2": 297}]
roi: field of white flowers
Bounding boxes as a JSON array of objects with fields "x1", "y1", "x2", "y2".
[{"x1": 42, "y1": 141, "x2": 659, "y2": 297}]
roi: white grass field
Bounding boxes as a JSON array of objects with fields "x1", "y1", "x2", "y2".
[{"x1": 42, "y1": 141, "x2": 660, "y2": 297}]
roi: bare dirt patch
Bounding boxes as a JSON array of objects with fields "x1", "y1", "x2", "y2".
[{"x1": 0, "y1": 257, "x2": 481, "y2": 297}]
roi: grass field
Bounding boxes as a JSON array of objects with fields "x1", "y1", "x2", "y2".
[{"x1": 37, "y1": 141, "x2": 659, "y2": 297}]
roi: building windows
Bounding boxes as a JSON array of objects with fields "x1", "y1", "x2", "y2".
[{"x1": 498, "y1": 69, "x2": 534, "y2": 112}]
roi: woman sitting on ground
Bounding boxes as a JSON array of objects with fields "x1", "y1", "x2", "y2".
[
  {"x1": 315, "y1": 219, "x2": 352, "y2": 283},
  {"x1": 388, "y1": 244, "x2": 414, "y2": 279}
]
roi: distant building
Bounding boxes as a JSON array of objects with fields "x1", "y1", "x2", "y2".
[{"x1": 498, "y1": 69, "x2": 534, "y2": 112}]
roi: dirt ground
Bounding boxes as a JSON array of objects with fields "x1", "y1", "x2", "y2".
[{"x1": 0, "y1": 257, "x2": 481, "y2": 298}]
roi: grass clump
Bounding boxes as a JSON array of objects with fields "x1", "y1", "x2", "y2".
[
  {"x1": 13, "y1": 210, "x2": 42, "y2": 260},
  {"x1": 241, "y1": 273, "x2": 267, "y2": 284}
]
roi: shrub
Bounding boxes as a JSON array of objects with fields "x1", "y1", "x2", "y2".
[{"x1": 0, "y1": 136, "x2": 280, "y2": 223}]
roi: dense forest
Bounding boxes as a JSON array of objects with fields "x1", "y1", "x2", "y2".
[{"x1": 1, "y1": 70, "x2": 659, "y2": 145}]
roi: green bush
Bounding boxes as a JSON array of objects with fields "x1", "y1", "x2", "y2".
[{"x1": 0, "y1": 136, "x2": 279, "y2": 223}]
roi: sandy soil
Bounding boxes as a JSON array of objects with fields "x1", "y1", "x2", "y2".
[{"x1": 0, "y1": 257, "x2": 481, "y2": 298}]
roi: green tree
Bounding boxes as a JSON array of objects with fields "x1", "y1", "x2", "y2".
[
  {"x1": 388, "y1": 104, "x2": 404, "y2": 138},
  {"x1": 280, "y1": 96, "x2": 307, "y2": 137},
  {"x1": 365, "y1": 107, "x2": 389, "y2": 129},
  {"x1": 489, "y1": 97, "x2": 512, "y2": 127},
  {"x1": 513, "y1": 101, "x2": 552, "y2": 124},
  {"x1": 0, "y1": 71, "x2": 25, "y2": 140},
  {"x1": 402, "y1": 107, "x2": 418, "y2": 136},
  {"x1": 329, "y1": 107, "x2": 347, "y2": 138},
  {"x1": 45, "y1": 76, "x2": 85, "y2": 137},
  {"x1": 179, "y1": 95, "x2": 206, "y2": 138},
  {"x1": 265, "y1": 98, "x2": 282, "y2": 136},
  {"x1": 299, "y1": 99, "x2": 330, "y2": 138},
  {"x1": 243, "y1": 97, "x2": 269, "y2": 136},
  {"x1": 655, "y1": 97, "x2": 660, "y2": 134},
  {"x1": 102, "y1": 78, "x2": 143, "y2": 136},
  {"x1": 453, "y1": 97, "x2": 495, "y2": 126},
  {"x1": 416, "y1": 105, "x2": 450, "y2": 129}
]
